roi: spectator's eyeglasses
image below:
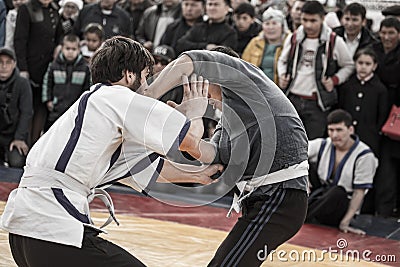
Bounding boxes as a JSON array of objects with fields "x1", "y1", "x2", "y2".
[
  {"x1": 0, "y1": 59, "x2": 14, "y2": 66},
  {"x1": 154, "y1": 57, "x2": 169, "y2": 66}
]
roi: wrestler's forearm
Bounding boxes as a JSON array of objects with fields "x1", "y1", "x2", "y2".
[
  {"x1": 340, "y1": 189, "x2": 365, "y2": 226},
  {"x1": 179, "y1": 119, "x2": 217, "y2": 163},
  {"x1": 144, "y1": 55, "x2": 194, "y2": 99},
  {"x1": 157, "y1": 159, "x2": 222, "y2": 184}
]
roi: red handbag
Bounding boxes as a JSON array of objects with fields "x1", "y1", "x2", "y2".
[{"x1": 381, "y1": 105, "x2": 400, "y2": 141}]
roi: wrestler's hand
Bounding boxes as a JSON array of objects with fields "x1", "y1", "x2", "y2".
[
  {"x1": 339, "y1": 220, "x2": 366, "y2": 235},
  {"x1": 193, "y1": 164, "x2": 224, "y2": 185},
  {"x1": 167, "y1": 74, "x2": 209, "y2": 119}
]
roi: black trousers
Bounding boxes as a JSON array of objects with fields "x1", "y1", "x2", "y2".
[
  {"x1": 306, "y1": 185, "x2": 349, "y2": 227},
  {"x1": 288, "y1": 93, "x2": 329, "y2": 140},
  {"x1": 9, "y1": 227, "x2": 146, "y2": 267},
  {"x1": 208, "y1": 188, "x2": 308, "y2": 267}
]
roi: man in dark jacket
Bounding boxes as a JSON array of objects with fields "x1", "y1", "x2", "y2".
[
  {"x1": 135, "y1": 0, "x2": 181, "y2": 50},
  {"x1": 160, "y1": 0, "x2": 204, "y2": 53},
  {"x1": 123, "y1": 0, "x2": 155, "y2": 38},
  {"x1": 74, "y1": 0, "x2": 132, "y2": 39},
  {"x1": 15, "y1": 0, "x2": 62, "y2": 144},
  {"x1": 372, "y1": 17, "x2": 400, "y2": 218},
  {"x1": 176, "y1": 0, "x2": 237, "y2": 54},
  {"x1": 233, "y1": 2, "x2": 261, "y2": 56},
  {"x1": 333, "y1": 2, "x2": 378, "y2": 57},
  {"x1": 0, "y1": 48, "x2": 32, "y2": 168}
]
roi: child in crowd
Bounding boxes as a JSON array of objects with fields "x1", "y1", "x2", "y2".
[
  {"x1": 59, "y1": 0, "x2": 84, "y2": 35},
  {"x1": 338, "y1": 48, "x2": 389, "y2": 156},
  {"x1": 80, "y1": 23, "x2": 105, "y2": 63},
  {"x1": 42, "y1": 34, "x2": 91, "y2": 131}
]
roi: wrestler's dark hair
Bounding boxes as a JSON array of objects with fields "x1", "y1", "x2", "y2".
[
  {"x1": 210, "y1": 46, "x2": 240, "y2": 58},
  {"x1": 327, "y1": 109, "x2": 353, "y2": 127},
  {"x1": 90, "y1": 36, "x2": 154, "y2": 84}
]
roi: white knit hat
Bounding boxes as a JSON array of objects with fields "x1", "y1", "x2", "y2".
[
  {"x1": 59, "y1": 0, "x2": 84, "y2": 10},
  {"x1": 262, "y1": 7, "x2": 289, "y2": 32}
]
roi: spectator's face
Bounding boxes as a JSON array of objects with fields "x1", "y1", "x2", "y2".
[
  {"x1": 327, "y1": 122, "x2": 354, "y2": 150},
  {"x1": 62, "y1": 41, "x2": 80, "y2": 62},
  {"x1": 38, "y1": 0, "x2": 53, "y2": 7},
  {"x1": 0, "y1": 55, "x2": 16, "y2": 81},
  {"x1": 290, "y1": 1, "x2": 304, "y2": 26},
  {"x1": 301, "y1": 13, "x2": 323, "y2": 38},
  {"x1": 182, "y1": 0, "x2": 204, "y2": 21},
  {"x1": 341, "y1": 12, "x2": 365, "y2": 37},
  {"x1": 100, "y1": 0, "x2": 117, "y2": 10},
  {"x1": 85, "y1": 32, "x2": 102, "y2": 52},
  {"x1": 379, "y1": 26, "x2": 400, "y2": 52},
  {"x1": 262, "y1": 20, "x2": 283, "y2": 43},
  {"x1": 152, "y1": 56, "x2": 170, "y2": 73},
  {"x1": 355, "y1": 54, "x2": 376, "y2": 80},
  {"x1": 12, "y1": 0, "x2": 27, "y2": 9},
  {"x1": 62, "y1": 2, "x2": 79, "y2": 18},
  {"x1": 206, "y1": 0, "x2": 229, "y2": 23},
  {"x1": 234, "y1": 13, "x2": 254, "y2": 32}
]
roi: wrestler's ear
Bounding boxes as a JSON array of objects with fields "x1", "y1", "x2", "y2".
[
  {"x1": 349, "y1": 125, "x2": 355, "y2": 135},
  {"x1": 125, "y1": 70, "x2": 134, "y2": 83}
]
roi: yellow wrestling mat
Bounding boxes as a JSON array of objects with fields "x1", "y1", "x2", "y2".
[{"x1": 0, "y1": 201, "x2": 385, "y2": 266}]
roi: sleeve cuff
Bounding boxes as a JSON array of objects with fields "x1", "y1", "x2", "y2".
[
  {"x1": 331, "y1": 75, "x2": 339, "y2": 86},
  {"x1": 353, "y1": 183, "x2": 373, "y2": 189}
]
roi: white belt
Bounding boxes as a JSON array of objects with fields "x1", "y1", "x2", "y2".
[
  {"x1": 19, "y1": 167, "x2": 119, "y2": 230},
  {"x1": 87, "y1": 188, "x2": 120, "y2": 229},
  {"x1": 227, "y1": 160, "x2": 309, "y2": 217}
]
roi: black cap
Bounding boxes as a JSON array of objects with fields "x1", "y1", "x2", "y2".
[
  {"x1": 382, "y1": 5, "x2": 400, "y2": 16},
  {"x1": 0, "y1": 47, "x2": 16, "y2": 61},
  {"x1": 152, "y1": 45, "x2": 175, "y2": 61}
]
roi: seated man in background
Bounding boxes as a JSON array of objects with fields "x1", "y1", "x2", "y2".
[
  {"x1": 307, "y1": 109, "x2": 378, "y2": 235},
  {"x1": 0, "y1": 47, "x2": 32, "y2": 168}
]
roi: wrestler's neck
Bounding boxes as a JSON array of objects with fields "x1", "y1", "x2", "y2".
[{"x1": 336, "y1": 138, "x2": 355, "y2": 153}]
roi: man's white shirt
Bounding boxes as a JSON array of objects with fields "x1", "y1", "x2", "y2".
[{"x1": 1, "y1": 83, "x2": 189, "y2": 247}]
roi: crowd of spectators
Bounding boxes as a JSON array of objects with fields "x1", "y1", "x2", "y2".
[{"x1": 0, "y1": 0, "x2": 400, "y2": 228}]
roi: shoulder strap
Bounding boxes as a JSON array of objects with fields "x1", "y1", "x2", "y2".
[
  {"x1": 289, "y1": 32, "x2": 297, "y2": 59},
  {"x1": 286, "y1": 32, "x2": 297, "y2": 77},
  {"x1": 327, "y1": 32, "x2": 336, "y2": 60}
]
